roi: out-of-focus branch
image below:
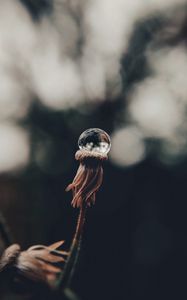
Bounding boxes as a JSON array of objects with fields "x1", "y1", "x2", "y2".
[{"x1": 0, "y1": 212, "x2": 12, "y2": 247}]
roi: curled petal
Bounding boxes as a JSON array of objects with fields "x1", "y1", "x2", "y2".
[
  {"x1": 66, "y1": 164, "x2": 104, "y2": 208},
  {"x1": 66, "y1": 150, "x2": 107, "y2": 208}
]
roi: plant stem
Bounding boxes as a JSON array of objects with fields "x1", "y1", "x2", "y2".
[
  {"x1": 0, "y1": 212, "x2": 12, "y2": 247},
  {"x1": 57, "y1": 204, "x2": 87, "y2": 291}
]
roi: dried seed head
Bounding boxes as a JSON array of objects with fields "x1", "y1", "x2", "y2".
[
  {"x1": 66, "y1": 129, "x2": 111, "y2": 208},
  {"x1": 0, "y1": 241, "x2": 68, "y2": 287}
]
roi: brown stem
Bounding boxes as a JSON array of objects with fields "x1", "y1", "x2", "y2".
[{"x1": 57, "y1": 204, "x2": 87, "y2": 291}]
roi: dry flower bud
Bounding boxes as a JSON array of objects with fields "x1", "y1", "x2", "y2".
[
  {"x1": 66, "y1": 129, "x2": 111, "y2": 208},
  {"x1": 0, "y1": 241, "x2": 68, "y2": 287}
]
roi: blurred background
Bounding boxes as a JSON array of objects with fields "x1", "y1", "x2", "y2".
[{"x1": 1, "y1": 0, "x2": 187, "y2": 299}]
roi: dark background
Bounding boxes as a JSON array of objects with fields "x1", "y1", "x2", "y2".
[{"x1": 1, "y1": 1, "x2": 187, "y2": 300}]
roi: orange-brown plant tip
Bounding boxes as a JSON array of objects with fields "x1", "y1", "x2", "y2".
[
  {"x1": 66, "y1": 161, "x2": 104, "y2": 208},
  {"x1": 66, "y1": 129, "x2": 111, "y2": 208}
]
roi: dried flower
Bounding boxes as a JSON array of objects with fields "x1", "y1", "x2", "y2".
[
  {"x1": 66, "y1": 150, "x2": 107, "y2": 208},
  {"x1": 0, "y1": 241, "x2": 68, "y2": 287},
  {"x1": 66, "y1": 129, "x2": 111, "y2": 208}
]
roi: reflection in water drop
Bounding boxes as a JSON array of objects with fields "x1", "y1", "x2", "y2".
[{"x1": 78, "y1": 128, "x2": 111, "y2": 154}]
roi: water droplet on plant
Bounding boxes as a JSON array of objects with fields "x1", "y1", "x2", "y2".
[{"x1": 78, "y1": 128, "x2": 111, "y2": 154}]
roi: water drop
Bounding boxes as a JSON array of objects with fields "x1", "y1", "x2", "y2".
[{"x1": 78, "y1": 128, "x2": 111, "y2": 154}]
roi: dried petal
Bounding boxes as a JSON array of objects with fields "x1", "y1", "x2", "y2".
[
  {"x1": 30, "y1": 250, "x2": 65, "y2": 263},
  {"x1": 16, "y1": 252, "x2": 47, "y2": 282},
  {"x1": 15, "y1": 241, "x2": 68, "y2": 286},
  {"x1": 48, "y1": 240, "x2": 65, "y2": 250}
]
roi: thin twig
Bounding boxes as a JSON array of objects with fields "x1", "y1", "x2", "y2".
[{"x1": 57, "y1": 204, "x2": 87, "y2": 291}]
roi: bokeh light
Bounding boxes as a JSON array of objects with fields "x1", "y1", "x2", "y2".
[
  {"x1": 0, "y1": 123, "x2": 29, "y2": 172},
  {"x1": 110, "y1": 126, "x2": 145, "y2": 167}
]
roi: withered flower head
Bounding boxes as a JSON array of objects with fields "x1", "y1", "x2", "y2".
[
  {"x1": 0, "y1": 241, "x2": 68, "y2": 287},
  {"x1": 66, "y1": 128, "x2": 111, "y2": 208}
]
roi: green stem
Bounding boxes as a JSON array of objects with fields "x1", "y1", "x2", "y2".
[{"x1": 57, "y1": 204, "x2": 87, "y2": 290}]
